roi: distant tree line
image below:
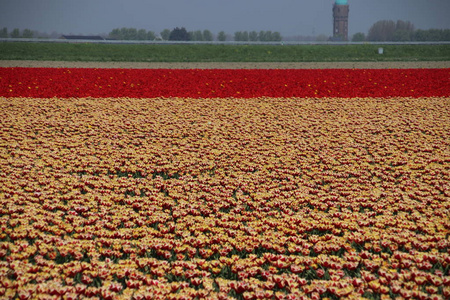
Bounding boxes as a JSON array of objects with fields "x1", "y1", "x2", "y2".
[
  {"x1": 3, "y1": 23, "x2": 448, "y2": 42},
  {"x1": 1, "y1": 26, "x2": 281, "y2": 41},
  {"x1": 234, "y1": 31, "x2": 282, "y2": 42},
  {"x1": 352, "y1": 20, "x2": 450, "y2": 42},
  {"x1": 166, "y1": 28, "x2": 214, "y2": 41},
  {"x1": 1, "y1": 27, "x2": 34, "y2": 38},
  {"x1": 413, "y1": 29, "x2": 450, "y2": 42},
  {"x1": 106, "y1": 27, "x2": 283, "y2": 42},
  {"x1": 107, "y1": 27, "x2": 281, "y2": 42},
  {"x1": 189, "y1": 29, "x2": 213, "y2": 41},
  {"x1": 108, "y1": 27, "x2": 156, "y2": 40}
]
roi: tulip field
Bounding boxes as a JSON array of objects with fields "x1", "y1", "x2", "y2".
[{"x1": 0, "y1": 67, "x2": 449, "y2": 300}]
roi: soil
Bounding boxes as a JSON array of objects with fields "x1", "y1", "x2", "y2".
[{"x1": 1, "y1": 60, "x2": 449, "y2": 69}]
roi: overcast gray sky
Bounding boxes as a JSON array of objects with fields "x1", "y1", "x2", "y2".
[{"x1": 1, "y1": 0, "x2": 449, "y2": 37}]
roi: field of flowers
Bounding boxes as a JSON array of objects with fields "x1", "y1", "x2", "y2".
[
  {"x1": 0, "y1": 67, "x2": 449, "y2": 300},
  {"x1": 1, "y1": 68, "x2": 450, "y2": 98}
]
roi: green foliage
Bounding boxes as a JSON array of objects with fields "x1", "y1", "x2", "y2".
[
  {"x1": 0, "y1": 42, "x2": 449, "y2": 62},
  {"x1": 108, "y1": 27, "x2": 155, "y2": 40},
  {"x1": 22, "y1": 29, "x2": 34, "y2": 38},
  {"x1": 271, "y1": 32, "x2": 282, "y2": 42},
  {"x1": 137, "y1": 29, "x2": 147, "y2": 40},
  {"x1": 10, "y1": 28, "x2": 20, "y2": 38},
  {"x1": 259, "y1": 30, "x2": 268, "y2": 42},
  {"x1": 217, "y1": 31, "x2": 227, "y2": 42},
  {"x1": 0, "y1": 27, "x2": 7, "y2": 38},
  {"x1": 203, "y1": 30, "x2": 213, "y2": 41},
  {"x1": 147, "y1": 31, "x2": 156, "y2": 40},
  {"x1": 234, "y1": 31, "x2": 248, "y2": 41},
  {"x1": 365, "y1": 20, "x2": 450, "y2": 42},
  {"x1": 169, "y1": 27, "x2": 190, "y2": 41},
  {"x1": 126, "y1": 28, "x2": 138, "y2": 40},
  {"x1": 249, "y1": 31, "x2": 258, "y2": 41},
  {"x1": 368, "y1": 20, "x2": 397, "y2": 41},
  {"x1": 190, "y1": 30, "x2": 204, "y2": 41},
  {"x1": 393, "y1": 30, "x2": 412, "y2": 42},
  {"x1": 352, "y1": 32, "x2": 366, "y2": 42},
  {"x1": 414, "y1": 29, "x2": 450, "y2": 41},
  {"x1": 160, "y1": 29, "x2": 170, "y2": 41},
  {"x1": 234, "y1": 30, "x2": 282, "y2": 42}
]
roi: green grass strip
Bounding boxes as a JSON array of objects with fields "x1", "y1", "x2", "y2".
[{"x1": 1, "y1": 42, "x2": 449, "y2": 62}]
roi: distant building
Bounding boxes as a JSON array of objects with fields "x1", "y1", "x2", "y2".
[
  {"x1": 61, "y1": 35, "x2": 105, "y2": 40},
  {"x1": 333, "y1": 0, "x2": 349, "y2": 41}
]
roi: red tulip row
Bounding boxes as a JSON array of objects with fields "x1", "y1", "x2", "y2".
[{"x1": 1, "y1": 67, "x2": 449, "y2": 98}]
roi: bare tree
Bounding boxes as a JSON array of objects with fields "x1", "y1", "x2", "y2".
[
  {"x1": 367, "y1": 20, "x2": 396, "y2": 41},
  {"x1": 367, "y1": 20, "x2": 414, "y2": 41},
  {"x1": 396, "y1": 20, "x2": 414, "y2": 32}
]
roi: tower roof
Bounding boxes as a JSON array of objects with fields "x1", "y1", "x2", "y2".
[{"x1": 335, "y1": 0, "x2": 348, "y2": 4}]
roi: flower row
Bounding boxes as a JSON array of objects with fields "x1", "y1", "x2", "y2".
[{"x1": 1, "y1": 67, "x2": 449, "y2": 98}]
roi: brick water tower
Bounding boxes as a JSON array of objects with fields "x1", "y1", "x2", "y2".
[{"x1": 333, "y1": 0, "x2": 349, "y2": 41}]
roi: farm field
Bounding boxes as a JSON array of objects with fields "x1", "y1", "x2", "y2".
[
  {"x1": 1, "y1": 68, "x2": 449, "y2": 98},
  {"x1": 1, "y1": 42, "x2": 450, "y2": 63},
  {"x1": 0, "y1": 66, "x2": 449, "y2": 300}
]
